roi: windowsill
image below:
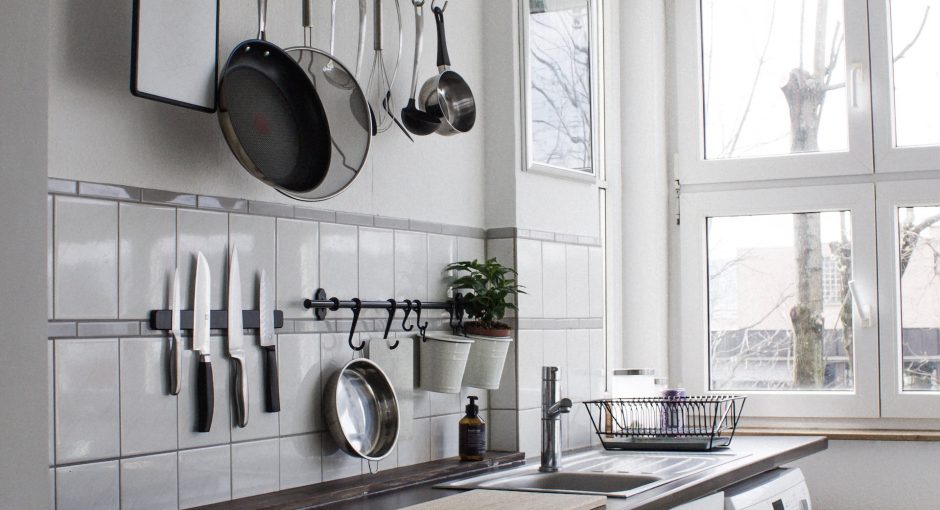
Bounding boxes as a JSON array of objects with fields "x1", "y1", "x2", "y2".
[{"x1": 736, "y1": 427, "x2": 940, "y2": 442}]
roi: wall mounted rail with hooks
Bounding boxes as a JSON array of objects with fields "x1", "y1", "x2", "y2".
[{"x1": 303, "y1": 288, "x2": 465, "y2": 351}]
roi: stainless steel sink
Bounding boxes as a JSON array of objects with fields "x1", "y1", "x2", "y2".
[{"x1": 436, "y1": 449, "x2": 749, "y2": 498}]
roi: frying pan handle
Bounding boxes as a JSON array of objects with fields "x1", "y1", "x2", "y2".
[
  {"x1": 257, "y1": 0, "x2": 268, "y2": 40},
  {"x1": 433, "y1": 6, "x2": 450, "y2": 68}
]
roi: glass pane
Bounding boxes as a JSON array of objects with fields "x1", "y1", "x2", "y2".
[
  {"x1": 890, "y1": 1, "x2": 940, "y2": 147},
  {"x1": 528, "y1": 0, "x2": 593, "y2": 173},
  {"x1": 898, "y1": 206, "x2": 940, "y2": 390},
  {"x1": 707, "y1": 211, "x2": 854, "y2": 391},
  {"x1": 701, "y1": 0, "x2": 848, "y2": 160}
]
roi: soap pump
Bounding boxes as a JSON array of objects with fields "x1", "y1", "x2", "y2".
[{"x1": 459, "y1": 395, "x2": 486, "y2": 461}]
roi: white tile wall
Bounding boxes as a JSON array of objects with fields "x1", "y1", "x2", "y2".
[
  {"x1": 321, "y1": 433, "x2": 363, "y2": 482},
  {"x1": 542, "y1": 330, "x2": 568, "y2": 396},
  {"x1": 565, "y1": 245, "x2": 590, "y2": 318},
  {"x1": 232, "y1": 439, "x2": 280, "y2": 498},
  {"x1": 427, "y1": 234, "x2": 457, "y2": 302},
  {"x1": 430, "y1": 414, "x2": 462, "y2": 460},
  {"x1": 120, "y1": 338, "x2": 177, "y2": 456},
  {"x1": 54, "y1": 339, "x2": 120, "y2": 463},
  {"x1": 229, "y1": 213, "x2": 276, "y2": 310},
  {"x1": 488, "y1": 410, "x2": 517, "y2": 452},
  {"x1": 516, "y1": 330, "x2": 544, "y2": 410},
  {"x1": 567, "y1": 330, "x2": 592, "y2": 402},
  {"x1": 541, "y1": 242, "x2": 567, "y2": 318},
  {"x1": 47, "y1": 196, "x2": 54, "y2": 318},
  {"x1": 516, "y1": 239, "x2": 543, "y2": 318},
  {"x1": 588, "y1": 246, "x2": 604, "y2": 318},
  {"x1": 47, "y1": 341, "x2": 54, "y2": 467},
  {"x1": 230, "y1": 335, "x2": 280, "y2": 442},
  {"x1": 319, "y1": 223, "x2": 358, "y2": 318},
  {"x1": 178, "y1": 445, "x2": 231, "y2": 508},
  {"x1": 178, "y1": 336, "x2": 231, "y2": 449},
  {"x1": 359, "y1": 227, "x2": 394, "y2": 319},
  {"x1": 276, "y1": 218, "x2": 319, "y2": 319},
  {"x1": 278, "y1": 334, "x2": 322, "y2": 435},
  {"x1": 395, "y1": 231, "x2": 428, "y2": 301},
  {"x1": 279, "y1": 433, "x2": 322, "y2": 489},
  {"x1": 177, "y1": 209, "x2": 228, "y2": 309},
  {"x1": 56, "y1": 460, "x2": 119, "y2": 510},
  {"x1": 120, "y1": 453, "x2": 178, "y2": 510},
  {"x1": 457, "y1": 237, "x2": 485, "y2": 262},
  {"x1": 119, "y1": 203, "x2": 176, "y2": 319},
  {"x1": 54, "y1": 197, "x2": 118, "y2": 319}
]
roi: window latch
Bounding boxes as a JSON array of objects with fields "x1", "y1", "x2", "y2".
[{"x1": 848, "y1": 280, "x2": 872, "y2": 327}]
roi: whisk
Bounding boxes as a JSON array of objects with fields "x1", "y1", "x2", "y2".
[{"x1": 366, "y1": 0, "x2": 412, "y2": 139}]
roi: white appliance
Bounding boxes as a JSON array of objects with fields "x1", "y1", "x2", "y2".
[{"x1": 723, "y1": 468, "x2": 811, "y2": 510}]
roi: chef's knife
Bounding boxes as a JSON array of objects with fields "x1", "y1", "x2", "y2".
[
  {"x1": 259, "y1": 269, "x2": 280, "y2": 413},
  {"x1": 193, "y1": 251, "x2": 214, "y2": 432},
  {"x1": 169, "y1": 268, "x2": 182, "y2": 395},
  {"x1": 228, "y1": 246, "x2": 249, "y2": 428}
]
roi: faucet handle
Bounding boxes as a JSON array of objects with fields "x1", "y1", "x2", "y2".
[
  {"x1": 558, "y1": 397, "x2": 572, "y2": 411},
  {"x1": 542, "y1": 366, "x2": 560, "y2": 381}
]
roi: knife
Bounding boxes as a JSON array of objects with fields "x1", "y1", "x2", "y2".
[
  {"x1": 228, "y1": 246, "x2": 249, "y2": 428},
  {"x1": 169, "y1": 268, "x2": 182, "y2": 395},
  {"x1": 193, "y1": 251, "x2": 214, "y2": 432},
  {"x1": 259, "y1": 268, "x2": 280, "y2": 413}
]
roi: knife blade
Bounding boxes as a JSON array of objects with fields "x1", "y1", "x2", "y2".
[
  {"x1": 193, "y1": 251, "x2": 214, "y2": 432},
  {"x1": 228, "y1": 246, "x2": 249, "y2": 428},
  {"x1": 169, "y1": 268, "x2": 182, "y2": 395},
  {"x1": 259, "y1": 268, "x2": 280, "y2": 413}
]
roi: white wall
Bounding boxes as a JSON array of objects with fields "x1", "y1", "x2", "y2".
[
  {"x1": 0, "y1": 0, "x2": 51, "y2": 507},
  {"x1": 47, "y1": 0, "x2": 486, "y2": 228}
]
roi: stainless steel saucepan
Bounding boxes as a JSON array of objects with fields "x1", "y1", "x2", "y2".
[
  {"x1": 418, "y1": 1, "x2": 475, "y2": 135},
  {"x1": 323, "y1": 358, "x2": 399, "y2": 461}
]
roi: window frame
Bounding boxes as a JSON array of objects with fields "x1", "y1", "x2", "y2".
[
  {"x1": 519, "y1": 0, "x2": 604, "y2": 182},
  {"x1": 674, "y1": 0, "x2": 875, "y2": 185},
  {"x1": 877, "y1": 179, "x2": 940, "y2": 417},
  {"x1": 679, "y1": 183, "x2": 879, "y2": 418}
]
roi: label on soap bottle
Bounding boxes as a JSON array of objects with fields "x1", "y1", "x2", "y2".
[{"x1": 459, "y1": 423, "x2": 486, "y2": 457}]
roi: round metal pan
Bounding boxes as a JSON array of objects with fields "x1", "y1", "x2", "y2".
[{"x1": 323, "y1": 358, "x2": 399, "y2": 461}]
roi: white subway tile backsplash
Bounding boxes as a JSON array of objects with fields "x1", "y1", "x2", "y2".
[
  {"x1": 486, "y1": 238, "x2": 515, "y2": 269},
  {"x1": 120, "y1": 338, "x2": 177, "y2": 456},
  {"x1": 565, "y1": 245, "x2": 590, "y2": 318},
  {"x1": 430, "y1": 391, "x2": 461, "y2": 417},
  {"x1": 567, "y1": 330, "x2": 591, "y2": 402},
  {"x1": 518, "y1": 408, "x2": 541, "y2": 458},
  {"x1": 359, "y1": 227, "x2": 394, "y2": 318},
  {"x1": 321, "y1": 433, "x2": 362, "y2": 481},
  {"x1": 48, "y1": 342, "x2": 54, "y2": 467},
  {"x1": 120, "y1": 453, "x2": 178, "y2": 510},
  {"x1": 230, "y1": 335, "x2": 280, "y2": 442},
  {"x1": 588, "y1": 247, "x2": 604, "y2": 318},
  {"x1": 178, "y1": 337, "x2": 231, "y2": 449},
  {"x1": 320, "y1": 223, "x2": 358, "y2": 318},
  {"x1": 54, "y1": 338, "x2": 120, "y2": 463},
  {"x1": 516, "y1": 239, "x2": 542, "y2": 317},
  {"x1": 278, "y1": 334, "x2": 322, "y2": 435},
  {"x1": 395, "y1": 231, "x2": 428, "y2": 301},
  {"x1": 589, "y1": 329, "x2": 607, "y2": 399},
  {"x1": 232, "y1": 439, "x2": 280, "y2": 499},
  {"x1": 488, "y1": 339, "x2": 517, "y2": 410},
  {"x1": 56, "y1": 460, "x2": 119, "y2": 510},
  {"x1": 427, "y1": 234, "x2": 457, "y2": 302},
  {"x1": 430, "y1": 414, "x2": 461, "y2": 460},
  {"x1": 488, "y1": 410, "x2": 517, "y2": 452},
  {"x1": 541, "y1": 243, "x2": 567, "y2": 318},
  {"x1": 177, "y1": 209, "x2": 228, "y2": 309},
  {"x1": 48, "y1": 196, "x2": 53, "y2": 319},
  {"x1": 279, "y1": 433, "x2": 322, "y2": 490},
  {"x1": 54, "y1": 197, "x2": 118, "y2": 319},
  {"x1": 397, "y1": 416, "x2": 431, "y2": 466},
  {"x1": 119, "y1": 203, "x2": 176, "y2": 319},
  {"x1": 49, "y1": 468, "x2": 54, "y2": 510},
  {"x1": 276, "y1": 219, "x2": 319, "y2": 319},
  {"x1": 516, "y1": 330, "x2": 544, "y2": 410},
  {"x1": 230, "y1": 214, "x2": 276, "y2": 310},
  {"x1": 566, "y1": 404, "x2": 593, "y2": 450},
  {"x1": 542, "y1": 330, "x2": 568, "y2": 397},
  {"x1": 178, "y1": 445, "x2": 231, "y2": 508},
  {"x1": 456, "y1": 236, "x2": 485, "y2": 263}
]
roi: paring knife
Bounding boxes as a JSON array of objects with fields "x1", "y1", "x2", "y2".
[
  {"x1": 193, "y1": 251, "x2": 214, "y2": 432},
  {"x1": 169, "y1": 268, "x2": 182, "y2": 395},
  {"x1": 259, "y1": 269, "x2": 280, "y2": 412},
  {"x1": 228, "y1": 246, "x2": 249, "y2": 428}
]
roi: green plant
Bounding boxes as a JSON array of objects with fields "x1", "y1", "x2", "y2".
[{"x1": 446, "y1": 258, "x2": 525, "y2": 330}]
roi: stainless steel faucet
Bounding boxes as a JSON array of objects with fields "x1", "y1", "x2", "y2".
[{"x1": 540, "y1": 366, "x2": 572, "y2": 473}]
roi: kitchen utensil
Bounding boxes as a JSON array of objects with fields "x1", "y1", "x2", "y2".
[
  {"x1": 131, "y1": 0, "x2": 219, "y2": 112},
  {"x1": 169, "y1": 268, "x2": 182, "y2": 395},
  {"x1": 323, "y1": 0, "x2": 355, "y2": 90},
  {"x1": 193, "y1": 252, "x2": 214, "y2": 432},
  {"x1": 418, "y1": 2, "x2": 476, "y2": 135},
  {"x1": 366, "y1": 0, "x2": 412, "y2": 139},
  {"x1": 283, "y1": 0, "x2": 372, "y2": 201},
  {"x1": 354, "y1": 0, "x2": 379, "y2": 136},
  {"x1": 217, "y1": 0, "x2": 332, "y2": 194},
  {"x1": 323, "y1": 358, "x2": 399, "y2": 461},
  {"x1": 259, "y1": 269, "x2": 280, "y2": 413},
  {"x1": 401, "y1": 0, "x2": 440, "y2": 136},
  {"x1": 227, "y1": 247, "x2": 249, "y2": 428}
]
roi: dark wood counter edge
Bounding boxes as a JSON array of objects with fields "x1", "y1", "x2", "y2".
[
  {"x1": 195, "y1": 451, "x2": 525, "y2": 510},
  {"x1": 737, "y1": 427, "x2": 940, "y2": 441},
  {"x1": 620, "y1": 436, "x2": 828, "y2": 510}
]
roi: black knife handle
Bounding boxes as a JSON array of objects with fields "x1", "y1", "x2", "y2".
[
  {"x1": 197, "y1": 356, "x2": 214, "y2": 432},
  {"x1": 262, "y1": 346, "x2": 280, "y2": 413}
]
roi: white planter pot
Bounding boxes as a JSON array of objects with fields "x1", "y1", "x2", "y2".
[
  {"x1": 419, "y1": 333, "x2": 474, "y2": 393},
  {"x1": 461, "y1": 334, "x2": 513, "y2": 390}
]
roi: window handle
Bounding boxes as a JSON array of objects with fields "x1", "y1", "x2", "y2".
[
  {"x1": 848, "y1": 280, "x2": 872, "y2": 327},
  {"x1": 850, "y1": 63, "x2": 863, "y2": 108}
]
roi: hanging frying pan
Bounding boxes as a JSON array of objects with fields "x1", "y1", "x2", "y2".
[
  {"x1": 323, "y1": 358, "x2": 399, "y2": 461},
  {"x1": 218, "y1": 0, "x2": 332, "y2": 194},
  {"x1": 281, "y1": 0, "x2": 372, "y2": 201}
]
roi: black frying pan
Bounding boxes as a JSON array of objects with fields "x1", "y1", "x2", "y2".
[{"x1": 218, "y1": 0, "x2": 332, "y2": 193}]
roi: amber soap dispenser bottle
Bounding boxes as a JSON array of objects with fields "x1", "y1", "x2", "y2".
[{"x1": 459, "y1": 395, "x2": 486, "y2": 461}]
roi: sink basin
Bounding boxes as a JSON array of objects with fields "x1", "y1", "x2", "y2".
[
  {"x1": 481, "y1": 472, "x2": 663, "y2": 494},
  {"x1": 436, "y1": 449, "x2": 749, "y2": 498}
]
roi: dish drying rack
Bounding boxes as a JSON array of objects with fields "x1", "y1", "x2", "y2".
[{"x1": 584, "y1": 395, "x2": 746, "y2": 451}]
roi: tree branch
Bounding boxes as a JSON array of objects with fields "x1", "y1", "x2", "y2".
[{"x1": 894, "y1": 6, "x2": 931, "y2": 63}]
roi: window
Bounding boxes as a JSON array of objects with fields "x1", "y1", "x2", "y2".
[
  {"x1": 521, "y1": 0, "x2": 602, "y2": 179},
  {"x1": 677, "y1": 1, "x2": 940, "y2": 421}
]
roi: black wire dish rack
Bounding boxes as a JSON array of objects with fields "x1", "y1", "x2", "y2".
[{"x1": 584, "y1": 395, "x2": 746, "y2": 452}]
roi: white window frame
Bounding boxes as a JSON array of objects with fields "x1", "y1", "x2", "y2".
[
  {"x1": 868, "y1": 1, "x2": 940, "y2": 173},
  {"x1": 679, "y1": 183, "x2": 879, "y2": 418},
  {"x1": 674, "y1": 0, "x2": 874, "y2": 185},
  {"x1": 877, "y1": 179, "x2": 940, "y2": 417},
  {"x1": 519, "y1": 0, "x2": 603, "y2": 182}
]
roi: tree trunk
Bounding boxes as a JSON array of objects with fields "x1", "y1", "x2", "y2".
[{"x1": 791, "y1": 213, "x2": 825, "y2": 387}]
